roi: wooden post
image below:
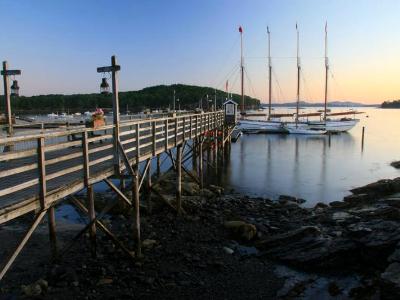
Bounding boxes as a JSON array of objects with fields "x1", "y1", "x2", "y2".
[
  {"x1": 82, "y1": 131, "x2": 96, "y2": 257},
  {"x1": 156, "y1": 153, "x2": 161, "y2": 177},
  {"x1": 174, "y1": 118, "x2": 178, "y2": 147},
  {"x1": 146, "y1": 158, "x2": 152, "y2": 214},
  {"x1": 361, "y1": 126, "x2": 365, "y2": 150},
  {"x1": 38, "y1": 137, "x2": 58, "y2": 259},
  {"x1": 152, "y1": 121, "x2": 156, "y2": 156},
  {"x1": 2, "y1": 61, "x2": 12, "y2": 138},
  {"x1": 134, "y1": 123, "x2": 141, "y2": 257},
  {"x1": 199, "y1": 140, "x2": 204, "y2": 189},
  {"x1": 214, "y1": 128, "x2": 218, "y2": 171},
  {"x1": 38, "y1": 137, "x2": 46, "y2": 210},
  {"x1": 176, "y1": 144, "x2": 183, "y2": 215},
  {"x1": 111, "y1": 56, "x2": 121, "y2": 175},
  {"x1": 133, "y1": 163, "x2": 141, "y2": 257},
  {"x1": 165, "y1": 119, "x2": 169, "y2": 151}
]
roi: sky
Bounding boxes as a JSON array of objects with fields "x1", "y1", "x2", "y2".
[{"x1": 1, "y1": 0, "x2": 399, "y2": 104}]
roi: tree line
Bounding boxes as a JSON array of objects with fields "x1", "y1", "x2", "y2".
[
  {"x1": 381, "y1": 100, "x2": 400, "y2": 108},
  {"x1": 0, "y1": 84, "x2": 260, "y2": 114}
]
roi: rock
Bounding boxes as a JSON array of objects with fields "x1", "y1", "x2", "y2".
[
  {"x1": 257, "y1": 226, "x2": 322, "y2": 249},
  {"x1": 391, "y1": 161, "x2": 400, "y2": 169},
  {"x1": 200, "y1": 188, "x2": 215, "y2": 198},
  {"x1": 278, "y1": 195, "x2": 306, "y2": 205},
  {"x1": 329, "y1": 201, "x2": 350, "y2": 208},
  {"x1": 381, "y1": 262, "x2": 400, "y2": 296},
  {"x1": 388, "y1": 247, "x2": 400, "y2": 263},
  {"x1": 223, "y1": 246, "x2": 234, "y2": 255},
  {"x1": 97, "y1": 278, "x2": 113, "y2": 285},
  {"x1": 182, "y1": 182, "x2": 200, "y2": 196},
  {"x1": 314, "y1": 202, "x2": 328, "y2": 209},
  {"x1": 209, "y1": 184, "x2": 224, "y2": 195},
  {"x1": 21, "y1": 279, "x2": 48, "y2": 297},
  {"x1": 332, "y1": 212, "x2": 352, "y2": 222},
  {"x1": 351, "y1": 178, "x2": 400, "y2": 196},
  {"x1": 343, "y1": 193, "x2": 371, "y2": 205},
  {"x1": 142, "y1": 239, "x2": 157, "y2": 248},
  {"x1": 328, "y1": 281, "x2": 342, "y2": 296},
  {"x1": 224, "y1": 220, "x2": 257, "y2": 241}
]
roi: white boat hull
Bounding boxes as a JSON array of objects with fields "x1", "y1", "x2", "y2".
[
  {"x1": 308, "y1": 119, "x2": 360, "y2": 132},
  {"x1": 238, "y1": 119, "x2": 286, "y2": 133},
  {"x1": 285, "y1": 126, "x2": 327, "y2": 135}
]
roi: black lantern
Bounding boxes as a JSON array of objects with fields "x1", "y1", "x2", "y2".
[
  {"x1": 10, "y1": 80, "x2": 20, "y2": 97},
  {"x1": 100, "y1": 77, "x2": 110, "y2": 95}
]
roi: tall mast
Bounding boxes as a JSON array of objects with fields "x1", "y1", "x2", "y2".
[
  {"x1": 324, "y1": 22, "x2": 329, "y2": 122},
  {"x1": 239, "y1": 26, "x2": 244, "y2": 114},
  {"x1": 267, "y1": 26, "x2": 272, "y2": 120},
  {"x1": 296, "y1": 23, "x2": 301, "y2": 127}
]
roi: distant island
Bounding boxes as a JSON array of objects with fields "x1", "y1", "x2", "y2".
[
  {"x1": 381, "y1": 100, "x2": 400, "y2": 108},
  {"x1": 266, "y1": 101, "x2": 379, "y2": 108},
  {"x1": 0, "y1": 84, "x2": 260, "y2": 114}
]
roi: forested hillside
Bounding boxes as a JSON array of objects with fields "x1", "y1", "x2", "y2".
[{"x1": 0, "y1": 84, "x2": 260, "y2": 113}]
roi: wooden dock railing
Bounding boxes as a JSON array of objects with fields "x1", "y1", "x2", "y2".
[{"x1": 0, "y1": 111, "x2": 224, "y2": 224}]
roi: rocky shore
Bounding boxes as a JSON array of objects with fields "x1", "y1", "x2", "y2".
[{"x1": 2, "y1": 174, "x2": 400, "y2": 299}]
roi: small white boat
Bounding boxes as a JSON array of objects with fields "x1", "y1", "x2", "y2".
[
  {"x1": 47, "y1": 113, "x2": 58, "y2": 118},
  {"x1": 238, "y1": 119, "x2": 286, "y2": 133}
]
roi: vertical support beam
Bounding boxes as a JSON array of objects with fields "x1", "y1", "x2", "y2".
[
  {"x1": 82, "y1": 131, "x2": 96, "y2": 257},
  {"x1": 111, "y1": 55, "x2": 121, "y2": 176},
  {"x1": 2, "y1": 61, "x2": 12, "y2": 137},
  {"x1": 146, "y1": 158, "x2": 152, "y2": 214},
  {"x1": 47, "y1": 206, "x2": 57, "y2": 260},
  {"x1": 38, "y1": 137, "x2": 47, "y2": 210},
  {"x1": 192, "y1": 137, "x2": 197, "y2": 170},
  {"x1": 152, "y1": 121, "x2": 156, "y2": 156},
  {"x1": 176, "y1": 144, "x2": 183, "y2": 215},
  {"x1": 156, "y1": 153, "x2": 161, "y2": 177},
  {"x1": 214, "y1": 128, "x2": 218, "y2": 172},
  {"x1": 189, "y1": 116, "x2": 193, "y2": 139},
  {"x1": 174, "y1": 117, "x2": 178, "y2": 147},
  {"x1": 164, "y1": 119, "x2": 169, "y2": 151},
  {"x1": 38, "y1": 137, "x2": 57, "y2": 259},
  {"x1": 134, "y1": 123, "x2": 141, "y2": 257},
  {"x1": 182, "y1": 117, "x2": 186, "y2": 141},
  {"x1": 133, "y1": 163, "x2": 141, "y2": 257},
  {"x1": 199, "y1": 140, "x2": 204, "y2": 189}
]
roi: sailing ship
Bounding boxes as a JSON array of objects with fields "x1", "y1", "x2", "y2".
[
  {"x1": 307, "y1": 22, "x2": 362, "y2": 132},
  {"x1": 237, "y1": 26, "x2": 288, "y2": 133},
  {"x1": 283, "y1": 24, "x2": 327, "y2": 135}
]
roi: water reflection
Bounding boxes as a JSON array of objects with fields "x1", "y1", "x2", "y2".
[{"x1": 220, "y1": 108, "x2": 400, "y2": 206}]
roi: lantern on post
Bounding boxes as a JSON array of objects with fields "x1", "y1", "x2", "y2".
[
  {"x1": 1, "y1": 61, "x2": 22, "y2": 139},
  {"x1": 97, "y1": 56, "x2": 121, "y2": 176},
  {"x1": 10, "y1": 80, "x2": 20, "y2": 97},
  {"x1": 100, "y1": 77, "x2": 110, "y2": 95}
]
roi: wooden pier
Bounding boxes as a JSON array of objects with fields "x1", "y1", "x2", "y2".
[{"x1": 0, "y1": 110, "x2": 234, "y2": 280}]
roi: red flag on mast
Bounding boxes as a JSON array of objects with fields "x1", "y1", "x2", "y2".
[{"x1": 239, "y1": 26, "x2": 243, "y2": 33}]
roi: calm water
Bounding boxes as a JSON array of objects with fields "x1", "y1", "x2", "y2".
[{"x1": 219, "y1": 107, "x2": 400, "y2": 206}]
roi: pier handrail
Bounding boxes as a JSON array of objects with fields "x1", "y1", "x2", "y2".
[{"x1": 0, "y1": 110, "x2": 224, "y2": 224}]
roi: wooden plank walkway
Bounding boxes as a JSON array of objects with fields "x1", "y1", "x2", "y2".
[{"x1": 0, "y1": 111, "x2": 223, "y2": 224}]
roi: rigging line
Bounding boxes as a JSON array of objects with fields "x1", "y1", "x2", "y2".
[
  {"x1": 209, "y1": 36, "x2": 240, "y2": 87},
  {"x1": 244, "y1": 68, "x2": 258, "y2": 100},
  {"x1": 329, "y1": 68, "x2": 345, "y2": 100},
  {"x1": 229, "y1": 69, "x2": 240, "y2": 96},
  {"x1": 271, "y1": 68, "x2": 287, "y2": 103},
  {"x1": 300, "y1": 69, "x2": 314, "y2": 102},
  {"x1": 215, "y1": 62, "x2": 240, "y2": 91}
]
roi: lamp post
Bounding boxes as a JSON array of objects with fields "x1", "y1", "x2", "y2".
[
  {"x1": 1, "y1": 61, "x2": 21, "y2": 138},
  {"x1": 97, "y1": 55, "x2": 121, "y2": 175}
]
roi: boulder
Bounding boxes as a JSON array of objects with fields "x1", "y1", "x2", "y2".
[
  {"x1": 391, "y1": 161, "x2": 400, "y2": 169},
  {"x1": 224, "y1": 220, "x2": 257, "y2": 241},
  {"x1": 381, "y1": 262, "x2": 400, "y2": 298},
  {"x1": 350, "y1": 178, "x2": 400, "y2": 196}
]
